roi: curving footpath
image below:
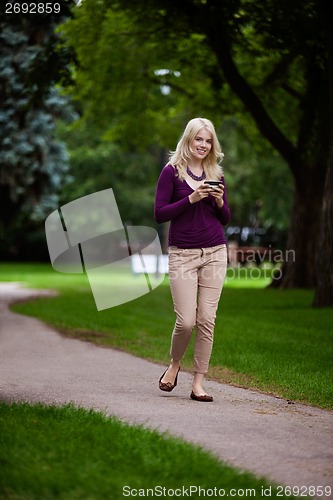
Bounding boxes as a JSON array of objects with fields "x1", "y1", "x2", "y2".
[{"x1": 0, "y1": 282, "x2": 332, "y2": 497}]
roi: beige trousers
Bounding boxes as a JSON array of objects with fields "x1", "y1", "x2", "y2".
[{"x1": 168, "y1": 244, "x2": 228, "y2": 374}]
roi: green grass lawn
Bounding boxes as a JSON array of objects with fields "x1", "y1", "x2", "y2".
[
  {"x1": 0, "y1": 402, "x2": 301, "y2": 500},
  {"x1": 1, "y1": 262, "x2": 333, "y2": 409},
  {"x1": 0, "y1": 263, "x2": 328, "y2": 499}
]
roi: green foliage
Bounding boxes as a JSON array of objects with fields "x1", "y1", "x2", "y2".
[
  {"x1": 57, "y1": 0, "x2": 296, "y2": 236},
  {"x1": 56, "y1": 121, "x2": 159, "y2": 226},
  {"x1": 221, "y1": 117, "x2": 293, "y2": 234},
  {"x1": 58, "y1": 5, "x2": 187, "y2": 148}
]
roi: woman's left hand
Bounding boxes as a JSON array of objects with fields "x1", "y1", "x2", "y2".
[{"x1": 209, "y1": 186, "x2": 224, "y2": 208}]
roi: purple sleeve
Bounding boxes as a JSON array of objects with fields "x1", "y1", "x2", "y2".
[
  {"x1": 215, "y1": 177, "x2": 231, "y2": 225},
  {"x1": 154, "y1": 165, "x2": 191, "y2": 224}
]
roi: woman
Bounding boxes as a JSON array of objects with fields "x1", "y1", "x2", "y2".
[{"x1": 154, "y1": 117, "x2": 230, "y2": 402}]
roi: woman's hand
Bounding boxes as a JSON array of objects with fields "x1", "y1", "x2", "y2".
[
  {"x1": 188, "y1": 184, "x2": 224, "y2": 207},
  {"x1": 188, "y1": 184, "x2": 211, "y2": 204},
  {"x1": 208, "y1": 186, "x2": 224, "y2": 208}
]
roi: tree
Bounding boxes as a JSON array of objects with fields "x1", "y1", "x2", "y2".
[
  {"x1": 56, "y1": 120, "x2": 162, "y2": 227},
  {"x1": 59, "y1": 0, "x2": 332, "y2": 304},
  {"x1": 0, "y1": 9, "x2": 73, "y2": 259},
  {"x1": 59, "y1": 3, "x2": 293, "y2": 240},
  {"x1": 103, "y1": 0, "x2": 331, "y2": 305},
  {"x1": 58, "y1": 5, "x2": 216, "y2": 148}
]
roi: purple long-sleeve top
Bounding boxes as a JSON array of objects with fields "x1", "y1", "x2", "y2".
[{"x1": 154, "y1": 164, "x2": 231, "y2": 248}]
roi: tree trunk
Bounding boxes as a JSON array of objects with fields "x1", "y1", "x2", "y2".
[
  {"x1": 312, "y1": 158, "x2": 333, "y2": 305},
  {"x1": 270, "y1": 180, "x2": 323, "y2": 289},
  {"x1": 209, "y1": 28, "x2": 328, "y2": 292},
  {"x1": 313, "y1": 0, "x2": 333, "y2": 306}
]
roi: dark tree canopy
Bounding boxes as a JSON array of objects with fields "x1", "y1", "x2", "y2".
[{"x1": 0, "y1": 8, "x2": 74, "y2": 258}]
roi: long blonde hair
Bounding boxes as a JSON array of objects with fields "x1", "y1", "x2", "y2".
[{"x1": 168, "y1": 117, "x2": 224, "y2": 180}]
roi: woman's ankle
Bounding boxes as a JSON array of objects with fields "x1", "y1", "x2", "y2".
[
  {"x1": 170, "y1": 359, "x2": 180, "y2": 369},
  {"x1": 192, "y1": 372, "x2": 206, "y2": 394}
]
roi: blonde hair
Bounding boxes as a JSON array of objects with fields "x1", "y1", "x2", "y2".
[{"x1": 168, "y1": 117, "x2": 224, "y2": 180}]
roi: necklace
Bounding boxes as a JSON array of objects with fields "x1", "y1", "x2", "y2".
[{"x1": 186, "y1": 166, "x2": 206, "y2": 181}]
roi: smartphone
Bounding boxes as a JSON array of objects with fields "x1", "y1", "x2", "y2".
[{"x1": 204, "y1": 180, "x2": 223, "y2": 189}]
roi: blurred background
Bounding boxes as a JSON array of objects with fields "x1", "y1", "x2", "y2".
[{"x1": 1, "y1": 0, "x2": 332, "y2": 306}]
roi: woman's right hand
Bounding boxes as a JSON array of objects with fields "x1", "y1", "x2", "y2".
[{"x1": 188, "y1": 184, "x2": 211, "y2": 204}]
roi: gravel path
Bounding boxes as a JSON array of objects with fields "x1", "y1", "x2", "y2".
[{"x1": 0, "y1": 282, "x2": 332, "y2": 496}]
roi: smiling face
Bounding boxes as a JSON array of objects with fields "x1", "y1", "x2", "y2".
[{"x1": 190, "y1": 127, "x2": 212, "y2": 161}]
